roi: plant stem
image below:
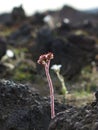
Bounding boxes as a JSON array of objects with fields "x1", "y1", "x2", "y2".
[
  {"x1": 56, "y1": 71, "x2": 68, "y2": 95},
  {"x1": 45, "y1": 64, "x2": 55, "y2": 119}
]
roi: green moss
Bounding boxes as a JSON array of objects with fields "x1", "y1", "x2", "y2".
[
  {"x1": 73, "y1": 91, "x2": 90, "y2": 97},
  {"x1": 12, "y1": 63, "x2": 35, "y2": 82}
]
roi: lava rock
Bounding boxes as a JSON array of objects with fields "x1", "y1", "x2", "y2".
[
  {"x1": 11, "y1": 5, "x2": 26, "y2": 23},
  {"x1": 67, "y1": 34, "x2": 96, "y2": 51},
  {"x1": 35, "y1": 34, "x2": 97, "y2": 79},
  {"x1": 30, "y1": 12, "x2": 45, "y2": 25},
  {"x1": 0, "y1": 13, "x2": 12, "y2": 26},
  {"x1": 8, "y1": 22, "x2": 33, "y2": 45},
  {"x1": 95, "y1": 90, "x2": 98, "y2": 101},
  {"x1": 49, "y1": 97, "x2": 98, "y2": 130},
  {"x1": 0, "y1": 37, "x2": 7, "y2": 59},
  {"x1": 0, "y1": 79, "x2": 67, "y2": 130}
]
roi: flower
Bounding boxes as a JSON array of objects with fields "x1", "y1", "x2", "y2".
[
  {"x1": 51, "y1": 64, "x2": 68, "y2": 96},
  {"x1": 6, "y1": 50, "x2": 14, "y2": 58},
  {"x1": 37, "y1": 52, "x2": 54, "y2": 65},
  {"x1": 51, "y1": 64, "x2": 62, "y2": 72}
]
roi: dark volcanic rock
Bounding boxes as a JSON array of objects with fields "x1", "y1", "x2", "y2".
[
  {"x1": 0, "y1": 79, "x2": 67, "y2": 130},
  {"x1": 49, "y1": 94, "x2": 98, "y2": 130},
  {"x1": 45, "y1": 5, "x2": 98, "y2": 24},
  {"x1": 67, "y1": 34, "x2": 96, "y2": 51},
  {"x1": 82, "y1": 20, "x2": 93, "y2": 29},
  {"x1": 0, "y1": 79, "x2": 49, "y2": 130},
  {"x1": 9, "y1": 23, "x2": 32, "y2": 39},
  {"x1": 30, "y1": 12, "x2": 45, "y2": 25},
  {"x1": 0, "y1": 5, "x2": 26, "y2": 26},
  {"x1": 32, "y1": 27, "x2": 53, "y2": 61},
  {"x1": 0, "y1": 80, "x2": 98, "y2": 130},
  {"x1": 37, "y1": 27, "x2": 53, "y2": 45},
  {"x1": 95, "y1": 90, "x2": 98, "y2": 101},
  {"x1": 35, "y1": 31, "x2": 97, "y2": 79},
  {"x1": 11, "y1": 5, "x2": 26, "y2": 23},
  {"x1": 0, "y1": 13, "x2": 12, "y2": 26},
  {"x1": 0, "y1": 37, "x2": 7, "y2": 76},
  {"x1": 8, "y1": 22, "x2": 33, "y2": 45},
  {"x1": 0, "y1": 37, "x2": 7, "y2": 59},
  {"x1": 56, "y1": 19, "x2": 72, "y2": 34}
]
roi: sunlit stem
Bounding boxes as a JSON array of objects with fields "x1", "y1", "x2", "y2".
[
  {"x1": 45, "y1": 61, "x2": 55, "y2": 119},
  {"x1": 56, "y1": 71, "x2": 68, "y2": 95}
]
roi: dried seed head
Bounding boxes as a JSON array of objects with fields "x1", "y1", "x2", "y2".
[{"x1": 37, "y1": 52, "x2": 54, "y2": 65}]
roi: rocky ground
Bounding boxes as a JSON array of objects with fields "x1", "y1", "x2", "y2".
[
  {"x1": 0, "y1": 79, "x2": 98, "y2": 130},
  {"x1": 49, "y1": 97, "x2": 98, "y2": 130},
  {"x1": 0, "y1": 79, "x2": 69, "y2": 130}
]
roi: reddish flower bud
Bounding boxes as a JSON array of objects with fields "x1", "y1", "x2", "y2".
[
  {"x1": 37, "y1": 52, "x2": 54, "y2": 65},
  {"x1": 47, "y1": 52, "x2": 54, "y2": 60}
]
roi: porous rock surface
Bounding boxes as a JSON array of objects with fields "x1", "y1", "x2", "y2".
[
  {"x1": 49, "y1": 94, "x2": 98, "y2": 130},
  {"x1": 0, "y1": 79, "x2": 98, "y2": 130},
  {"x1": 0, "y1": 79, "x2": 67, "y2": 130}
]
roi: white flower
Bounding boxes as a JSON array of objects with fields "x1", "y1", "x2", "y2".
[
  {"x1": 63, "y1": 18, "x2": 70, "y2": 24},
  {"x1": 6, "y1": 50, "x2": 14, "y2": 58},
  {"x1": 43, "y1": 15, "x2": 52, "y2": 23},
  {"x1": 51, "y1": 64, "x2": 62, "y2": 72}
]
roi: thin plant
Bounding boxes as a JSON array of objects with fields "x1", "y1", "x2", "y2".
[
  {"x1": 51, "y1": 64, "x2": 68, "y2": 102},
  {"x1": 37, "y1": 52, "x2": 55, "y2": 119}
]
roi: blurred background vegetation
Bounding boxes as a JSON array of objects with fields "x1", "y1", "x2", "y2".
[{"x1": 0, "y1": 2, "x2": 98, "y2": 106}]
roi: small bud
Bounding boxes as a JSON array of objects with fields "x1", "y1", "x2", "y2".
[{"x1": 37, "y1": 52, "x2": 54, "y2": 66}]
